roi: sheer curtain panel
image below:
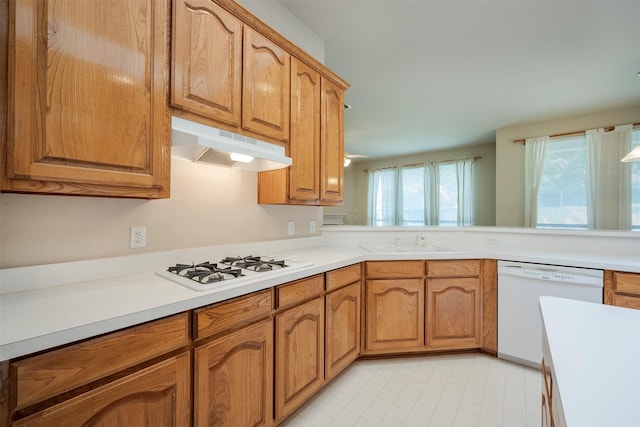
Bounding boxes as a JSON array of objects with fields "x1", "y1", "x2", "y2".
[
  {"x1": 523, "y1": 136, "x2": 549, "y2": 227},
  {"x1": 586, "y1": 124, "x2": 633, "y2": 229},
  {"x1": 367, "y1": 168, "x2": 398, "y2": 225},
  {"x1": 425, "y1": 163, "x2": 440, "y2": 225},
  {"x1": 456, "y1": 158, "x2": 474, "y2": 225}
]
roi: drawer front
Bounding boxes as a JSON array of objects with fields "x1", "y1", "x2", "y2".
[
  {"x1": 194, "y1": 289, "x2": 273, "y2": 340},
  {"x1": 12, "y1": 313, "x2": 190, "y2": 409},
  {"x1": 611, "y1": 294, "x2": 640, "y2": 310},
  {"x1": 614, "y1": 272, "x2": 640, "y2": 296},
  {"x1": 277, "y1": 274, "x2": 324, "y2": 309},
  {"x1": 365, "y1": 261, "x2": 424, "y2": 278},
  {"x1": 326, "y1": 264, "x2": 361, "y2": 291},
  {"x1": 427, "y1": 260, "x2": 480, "y2": 278}
]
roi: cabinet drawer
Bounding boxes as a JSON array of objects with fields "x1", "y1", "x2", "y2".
[
  {"x1": 194, "y1": 289, "x2": 273, "y2": 340},
  {"x1": 611, "y1": 294, "x2": 640, "y2": 310},
  {"x1": 365, "y1": 261, "x2": 424, "y2": 278},
  {"x1": 614, "y1": 272, "x2": 640, "y2": 296},
  {"x1": 326, "y1": 264, "x2": 361, "y2": 291},
  {"x1": 427, "y1": 260, "x2": 480, "y2": 278},
  {"x1": 12, "y1": 313, "x2": 189, "y2": 409},
  {"x1": 276, "y1": 274, "x2": 324, "y2": 309}
]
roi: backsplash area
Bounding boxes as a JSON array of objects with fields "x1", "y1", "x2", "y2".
[{"x1": 0, "y1": 160, "x2": 322, "y2": 268}]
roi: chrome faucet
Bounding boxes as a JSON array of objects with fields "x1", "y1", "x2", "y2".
[{"x1": 414, "y1": 234, "x2": 425, "y2": 247}]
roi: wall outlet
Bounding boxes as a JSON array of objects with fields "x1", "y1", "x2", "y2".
[
  {"x1": 287, "y1": 221, "x2": 295, "y2": 236},
  {"x1": 130, "y1": 226, "x2": 146, "y2": 248},
  {"x1": 309, "y1": 220, "x2": 316, "y2": 234}
]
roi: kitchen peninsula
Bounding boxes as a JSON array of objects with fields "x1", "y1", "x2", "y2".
[{"x1": 1, "y1": 227, "x2": 639, "y2": 425}]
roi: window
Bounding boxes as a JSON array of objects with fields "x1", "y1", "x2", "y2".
[
  {"x1": 367, "y1": 159, "x2": 475, "y2": 226},
  {"x1": 534, "y1": 127, "x2": 640, "y2": 230},
  {"x1": 399, "y1": 166, "x2": 425, "y2": 226},
  {"x1": 536, "y1": 135, "x2": 587, "y2": 228}
]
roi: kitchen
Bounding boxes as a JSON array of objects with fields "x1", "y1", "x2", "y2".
[{"x1": 1, "y1": 0, "x2": 640, "y2": 426}]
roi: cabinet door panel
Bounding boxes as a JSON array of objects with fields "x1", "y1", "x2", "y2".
[
  {"x1": 172, "y1": 0, "x2": 242, "y2": 126},
  {"x1": 13, "y1": 353, "x2": 190, "y2": 427},
  {"x1": 320, "y1": 78, "x2": 344, "y2": 202},
  {"x1": 427, "y1": 277, "x2": 481, "y2": 349},
  {"x1": 6, "y1": 0, "x2": 169, "y2": 197},
  {"x1": 275, "y1": 297, "x2": 324, "y2": 420},
  {"x1": 326, "y1": 282, "x2": 361, "y2": 380},
  {"x1": 289, "y1": 58, "x2": 320, "y2": 201},
  {"x1": 242, "y1": 28, "x2": 290, "y2": 142},
  {"x1": 365, "y1": 279, "x2": 425, "y2": 353},
  {"x1": 194, "y1": 319, "x2": 273, "y2": 427}
]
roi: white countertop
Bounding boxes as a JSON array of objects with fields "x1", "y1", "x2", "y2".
[
  {"x1": 2, "y1": 232, "x2": 640, "y2": 362},
  {"x1": 540, "y1": 297, "x2": 640, "y2": 427}
]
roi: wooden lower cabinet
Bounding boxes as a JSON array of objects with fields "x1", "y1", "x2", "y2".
[
  {"x1": 13, "y1": 353, "x2": 191, "y2": 426},
  {"x1": 275, "y1": 297, "x2": 325, "y2": 421},
  {"x1": 325, "y1": 282, "x2": 361, "y2": 380},
  {"x1": 426, "y1": 277, "x2": 481, "y2": 350},
  {"x1": 364, "y1": 279, "x2": 425, "y2": 354},
  {"x1": 194, "y1": 319, "x2": 273, "y2": 427},
  {"x1": 605, "y1": 270, "x2": 640, "y2": 310}
]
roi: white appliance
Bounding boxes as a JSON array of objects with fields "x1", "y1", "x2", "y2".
[
  {"x1": 171, "y1": 116, "x2": 292, "y2": 171},
  {"x1": 497, "y1": 260, "x2": 603, "y2": 368}
]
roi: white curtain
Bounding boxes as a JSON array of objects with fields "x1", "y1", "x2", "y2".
[
  {"x1": 586, "y1": 124, "x2": 633, "y2": 230},
  {"x1": 523, "y1": 136, "x2": 549, "y2": 227},
  {"x1": 425, "y1": 163, "x2": 439, "y2": 225},
  {"x1": 456, "y1": 158, "x2": 474, "y2": 225},
  {"x1": 367, "y1": 168, "x2": 398, "y2": 225}
]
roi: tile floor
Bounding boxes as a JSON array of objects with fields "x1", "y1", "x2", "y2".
[{"x1": 280, "y1": 353, "x2": 541, "y2": 427}]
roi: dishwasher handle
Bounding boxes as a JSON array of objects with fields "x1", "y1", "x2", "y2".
[{"x1": 498, "y1": 264, "x2": 603, "y2": 287}]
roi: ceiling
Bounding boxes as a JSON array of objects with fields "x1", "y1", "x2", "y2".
[{"x1": 278, "y1": 0, "x2": 640, "y2": 160}]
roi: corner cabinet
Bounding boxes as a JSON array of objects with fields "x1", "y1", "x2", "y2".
[
  {"x1": 319, "y1": 78, "x2": 345, "y2": 203},
  {"x1": 2, "y1": 0, "x2": 170, "y2": 198}
]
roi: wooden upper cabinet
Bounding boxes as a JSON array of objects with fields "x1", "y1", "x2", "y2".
[
  {"x1": 320, "y1": 78, "x2": 345, "y2": 202},
  {"x1": 3, "y1": 0, "x2": 170, "y2": 198},
  {"x1": 289, "y1": 58, "x2": 321, "y2": 201},
  {"x1": 242, "y1": 28, "x2": 290, "y2": 142},
  {"x1": 172, "y1": 0, "x2": 242, "y2": 126}
]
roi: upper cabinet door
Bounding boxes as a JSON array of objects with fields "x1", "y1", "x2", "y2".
[
  {"x1": 320, "y1": 78, "x2": 344, "y2": 202},
  {"x1": 242, "y1": 28, "x2": 290, "y2": 142},
  {"x1": 172, "y1": 0, "x2": 242, "y2": 126},
  {"x1": 4, "y1": 0, "x2": 170, "y2": 198},
  {"x1": 289, "y1": 58, "x2": 320, "y2": 201}
]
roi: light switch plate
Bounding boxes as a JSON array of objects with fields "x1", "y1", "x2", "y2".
[{"x1": 287, "y1": 221, "x2": 295, "y2": 236}]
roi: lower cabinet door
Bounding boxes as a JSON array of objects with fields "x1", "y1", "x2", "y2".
[
  {"x1": 365, "y1": 279, "x2": 425, "y2": 354},
  {"x1": 13, "y1": 353, "x2": 191, "y2": 426},
  {"x1": 275, "y1": 297, "x2": 325, "y2": 421},
  {"x1": 194, "y1": 319, "x2": 274, "y2": 427},
  {"x1": 426, "y1": 278, "x2": 481, "y2": 349},
  {"x1": 325, "y1": 282, "x2": 361, "y2": 380}
]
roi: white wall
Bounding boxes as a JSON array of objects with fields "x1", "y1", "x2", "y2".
[
  {"x1": 0, "y1": 1, "x2": 326, "y2": 268},
  {"x1": 331, "y1": 143, "x2": 496, "y2": 226},
  {"x1": 495, "y1": 105, "x2": 640, "y2": 227}
]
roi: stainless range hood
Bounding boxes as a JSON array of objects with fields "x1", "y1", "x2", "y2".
[{"x1": 171, "y1": 116, "x2": 292, "y2": 171}]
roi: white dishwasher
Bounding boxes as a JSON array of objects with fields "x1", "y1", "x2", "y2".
[{"x1": 497, "y1": 260, "x2": 603, "y2": 369}]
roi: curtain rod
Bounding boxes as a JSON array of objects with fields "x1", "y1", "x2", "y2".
[
  {"x1": 512, "y1": 122, "x2": 640, "y2": 144},
  {"x1": 363, "y1": 156, "x2": 481, "y2": 173}
]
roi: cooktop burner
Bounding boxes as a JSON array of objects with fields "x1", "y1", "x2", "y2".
[{"x1": 156, "y1": 255, "x2": 313, "y2": 291}]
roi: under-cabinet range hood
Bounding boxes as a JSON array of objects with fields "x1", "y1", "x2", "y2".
[{"x1": 171, "y1": 116, "x2": 292, "y2": 171}]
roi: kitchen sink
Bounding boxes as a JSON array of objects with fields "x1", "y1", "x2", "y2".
[{"x1": 359, "y1": 244, "x2": 456, "y2": 254}]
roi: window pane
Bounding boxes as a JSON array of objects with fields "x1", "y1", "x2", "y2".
[
  {"x1": 401, "y1": 166, "x2": 425, "y2": 226},
  {"x1": 632, "y1": 129, "x2": 640, "y2": 230},
  {"x1": 439, "y1": 163, "x2": 457, "y2": 226},
  {"x1": 536, "y1": 135, "x2": 587, "y2": 228}
]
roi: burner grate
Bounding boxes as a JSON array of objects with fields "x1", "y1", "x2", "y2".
[{"x1": 166, "y1": 262, "x2": 244, "y2": 284}]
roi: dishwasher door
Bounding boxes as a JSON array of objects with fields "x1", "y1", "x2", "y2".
[{"x1": 497, "y1": 261, "x2": 603, "y2": 368}]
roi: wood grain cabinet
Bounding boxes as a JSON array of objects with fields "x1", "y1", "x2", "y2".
[
  {"x1": 172, "y1": 0, "x2": 243, "y2": 127},
  {"x1": 325, "y1": 265, "x2": 362, "y2": 380},
  {"x1": 364, "y1": 261, "x2": 426, "y2": 354},
  {"x1": 2, "y1": 0, "x2": 170, "y2": 198},
  {"x1": 605, "y1": 270, "x2": 640, "y2": 310},
  {"x1": 192, "y1": 289, "x2": 274, "y2": 427},
  {"x1": 258, "y1": 63, "x2": 346, "y2": 206},
  {"x1": 5, "y1": 314, "x2": 190, "y2": 425},
  {"x1": 274, "y1": 276, "x2": 325, "y2": 421},
  {"x1": 426, "y1": 260, "x2": 482, "y2": 350}
]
